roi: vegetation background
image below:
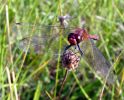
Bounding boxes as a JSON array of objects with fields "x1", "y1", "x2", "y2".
[{"x1": 0, "y1": 0, "x2": 124, "y2": 100}]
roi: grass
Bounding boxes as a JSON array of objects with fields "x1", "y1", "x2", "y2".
[{"x1": 0, "y1": 0, "x2": 124, "y2": 99}]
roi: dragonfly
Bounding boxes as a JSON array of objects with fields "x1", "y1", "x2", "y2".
[
  {"x1": 10, "y1": 18, "x2": 115, "y2": 84},
  {"x1": 64, "y1": 28, "x2": 115, "y2": 84}
]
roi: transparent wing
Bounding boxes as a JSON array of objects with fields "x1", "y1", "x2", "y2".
[
  {"x1": 80, "y1": 39, "x2": 115, "y2": 84},
  {"x1": 10, "y1": 23, "x2": 71, "y2": 55}
]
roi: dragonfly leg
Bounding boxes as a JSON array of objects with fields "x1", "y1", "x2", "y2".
[
  {"x1": 77, "y1": 44, "x2": 83, "y2": 56},
  {"x1": 63, "y1": 45, "x2": 72, "y2": 54},
  {"x1": 74, "y1": 45, "x2": 77, "y2": 49}
]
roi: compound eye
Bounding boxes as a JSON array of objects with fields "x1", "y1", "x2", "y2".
[
  {"x1": 68, "y1": 33, "x2": 74, "y2": 37},
  {"x1": 68, "y1": 33, "x2": 77, "y2": 45}
]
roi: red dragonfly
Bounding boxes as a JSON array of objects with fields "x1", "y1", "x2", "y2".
[{"x1": 10, "y1": 17, "x2": 115, "y2": 84}]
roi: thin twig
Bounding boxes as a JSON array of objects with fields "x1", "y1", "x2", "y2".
[{"x1": 58, "y1": 69, "x2": 68, "y2": 99}]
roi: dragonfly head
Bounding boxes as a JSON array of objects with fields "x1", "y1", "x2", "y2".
[
  {"x1": 68, "y1": 32, "x2": 83, "y2": 45},
  {"x1": 68, "y1": 33, "x2": 78, "y2": 45}
]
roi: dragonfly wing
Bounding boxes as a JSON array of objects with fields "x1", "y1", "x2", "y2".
[
  {"x1": 10, "y1": 23, "x2": 69, "y2": 55},
  {"x1": 81, "y1": 39, "x2": 114, "y2": 84}
]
